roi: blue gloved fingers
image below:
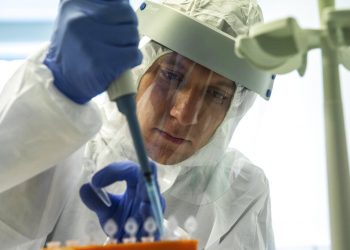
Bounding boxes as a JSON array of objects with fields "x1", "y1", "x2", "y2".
[
  {"x1": 93, "y1": 24, "x2": 140, "y2": 46},
  {"x1": 90, "y1": 44, "x2": 142, "y2": 73},
  {"x1": 44, "y1": 0, "x2": 142, "y2": 104},
  {"x1": 80, "y1": 183, "x2": 135, "y2": 227},
  {"x1": 135, "y1": 201, "x2": 163, "y2": 240},
  {"x1": 133, "y1": 202, "x2": 150, "y2": 240},
  {"x1": 81, "y1": 161, "x2": 165, "y2": 242},
  {"x1": 53, "y1": 45, "x2": 142, "y2": 104},
  {"x1": 80, "y1": 183, "x2": 109, "y2": 212},
  {"x1": 79, "y1": 183, "x2": 119, "y2": 218},
  {"x1": 91, "y1": 161, "x2": 141, "y2": 189},
  {"x1": 110, "y1": 192, "x2": 144, "y2": 241},
  {"x1": 81, "y1": 0, "x2": 138, "y2": 25},
  {"x1": 67, "y1": 15, "x2": 139, "y2": 46},
  {"x1": 58, "y1": 44, "x2": 142, "y2": 103}
]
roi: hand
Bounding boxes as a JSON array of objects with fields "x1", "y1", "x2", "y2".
[
  {"x1": 80, "y1": 161, "x2": 165, "y2": 241},
  {"x1": 44, "y1": 0, "x2": 142, "y2": 104}
]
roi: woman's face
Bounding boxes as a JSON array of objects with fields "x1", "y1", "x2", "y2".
[{"x1": 136, "y1": 53, "x2": 235, "y2": 165}]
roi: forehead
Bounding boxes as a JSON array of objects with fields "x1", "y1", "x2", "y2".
[
  {"x1": 160, "y1": 52, "x2": 191, "y2": 68},
  {"x1": 158, "y1": 52, "x2": 235, "y2": 87}
]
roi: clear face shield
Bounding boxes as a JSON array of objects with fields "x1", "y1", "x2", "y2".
[
  {"x1": 136, "y1": 52, "x2": 236, "y2": 165},
  {"x1": 132, "y1": 0, "x2": 275, "y2": 169}
]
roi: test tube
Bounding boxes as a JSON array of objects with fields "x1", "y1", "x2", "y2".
[
  {"x1": 84, "y1": 158, "x2": 112, "y2": 207},
  {"x1": 46, "y1": 241, "x2": 61, "y2": 249},
  {"x1": 142, "y1": 216, "x2": 157, "y2": 242},
  {"x1": 65, "y1": 240, "x2": 79, "y2": 247},
  {"x1": 165, "y1": 216, "x2": 179, "y2": 240},
  {"x1": 89, "y1": 181, "x2": 112, "y2": 207},
  {"x1": 103, "y1": 219, "x2": 118, "y2": 245},
  {"x1": 123, "y1": 217, "x2": 139, "y2": 243},
  {"x1": 184, "y1": 216, "x2": 197, "y2": 238}
]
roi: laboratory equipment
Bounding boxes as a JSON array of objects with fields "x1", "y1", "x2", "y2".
[
  {"x1": 80, "y1": 161, "x2": 165, "y2": 243},
  {"x1": 135, "y1": 0, "x2": 275, "y2": 100},
  {"x1": 163, "y1": 216, "x2": 179, "y2": 240},
  {"x1": 142, "y1": 217, "x2": 157, "y2": 242},
  {"x1": 42, "y1": 239, "x2": 197, "y2": 250},
  {"x1": 46, "y1": 241, "x2": 61, "y2": 248},
  {"x1": 103, "y1": 219, "x2": 118, "y2": 243},
  {"x1": 123, "y1": 218, "x2": 139, "y2": 243},
  {"x1": 43, "y1": 215, "x2": 198, "y2": 249},
  {"x1": 107, "y1": 72, "x2": 164, "y2": 238},
  {"x1": 89, "y1": 183, "x2": 112, "y2": 208},
  {"x1": 83, "y1": 157, "x2": 112, "y2": 208},
  {"x1": 88, "y1": 168, "x2": 112, "y2": 208},
  {"x1": 235, "y1": 1, "x2": 350, "y2": 249},
  {"x1": 65, "y1": 240, "x2": 80, "y2": 247},
  {"x1": 184, "y1": 216, "x2": 197, "y2": 238}
]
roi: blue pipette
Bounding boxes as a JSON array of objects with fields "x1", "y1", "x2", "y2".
[{"x1": 107, "y1": 71, "x2": 164, "y2": 235}]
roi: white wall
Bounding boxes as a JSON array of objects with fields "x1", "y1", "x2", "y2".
[{"x1": 0, "y1": 0, "x2": 59, "y2": 21}]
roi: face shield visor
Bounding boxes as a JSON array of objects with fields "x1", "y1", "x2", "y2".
[
  {"x1": 131, "y1": 0, "x2": 275, "y2": 165},
  {"x1": 136, "y1": 0, "x2": 275, "y2": 100}
]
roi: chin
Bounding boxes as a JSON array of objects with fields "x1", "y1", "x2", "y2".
[
  {"x1": 150, "y1": 153, "x2": 178, "y2": 165},
  {"x1": 146, "y1": 146, "x2": 177, "y2": 165},
  {"x1": 145, "y1": 137, "x2": 194, "y2": 165},
  {"x1": 149, "y1": 149, "x2": 193, "y2": 165}
]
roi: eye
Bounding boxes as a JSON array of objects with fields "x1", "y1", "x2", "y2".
[
  {"x1": 207, "y1": 88, "x2": 229, "y2": 104},
  {"x1": 159, "y1": 69, "x2": 184, "y2": 85}
]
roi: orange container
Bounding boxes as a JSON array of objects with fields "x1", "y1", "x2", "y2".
[{"x1": 42, "y1": 239, "x2": 198, "y2": 250}]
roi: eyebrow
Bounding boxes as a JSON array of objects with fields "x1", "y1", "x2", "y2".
[
  {"x1": 211, "y1": 80, "x2": 236, "y2": 92},
  {"x1": 161, "y1": 55, "x2": 186, "y2": 70},
  {"x1": 161, "y1": 54, "x2": 236, "y2": 91}
]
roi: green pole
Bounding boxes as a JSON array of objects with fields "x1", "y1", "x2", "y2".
[
  {"x1": 318, "y1": 0, "x2": 335, "y2": 14},
  {"x1": 318, "y1": 0, "x2": 350, "y2": 249}
]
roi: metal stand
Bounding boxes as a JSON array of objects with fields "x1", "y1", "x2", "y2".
[{"x1": 235, "y1": 0, "x2": 350, "y2": 248}]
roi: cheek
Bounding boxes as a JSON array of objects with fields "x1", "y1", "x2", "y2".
[
  {"x1": 136, "y1": 84, "x2": 154, "y2": 132},
  {"x1": 196, "y1": 108, "x2": 226, "y2": 145},
  {"x1": 149, "y1": 84, "x2": 168, "y2": 107},
  {"x1": 137, "y1": 83, "x2": 170, "y2": 126}
]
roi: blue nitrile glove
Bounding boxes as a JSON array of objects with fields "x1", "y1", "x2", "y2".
[
  {"x1": 44, "y1": 0, "x2": 142, "y2": 104},
  {"x1": 80, "y1": 161, "x2": 166, "y2": 241}
]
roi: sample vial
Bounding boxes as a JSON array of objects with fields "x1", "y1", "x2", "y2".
[
  {"x1": 123, "y1": 217, "x2": 139, "y2": 243},
  {"x1": 142, "y1": 216, "x2": 157, "y2": 242}
]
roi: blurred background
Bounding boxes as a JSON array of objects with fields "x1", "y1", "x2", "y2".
[{"x1": 1, "y1": 1, "x2": 349, "y2": 249}]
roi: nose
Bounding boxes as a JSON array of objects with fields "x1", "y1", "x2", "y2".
[{"x1": 169, "y1": 88, "x2": 203, "y2": 126}]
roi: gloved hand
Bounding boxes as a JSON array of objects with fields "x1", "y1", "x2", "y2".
[
  {"x1": 80, "y1": 161, "x2": 166, "y2": 241},
  {"x1": 44, "y1": 0, "x2": 142, "y2": 104}
]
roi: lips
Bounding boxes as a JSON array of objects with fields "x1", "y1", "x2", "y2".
[{"x1": 155, "y1": 128, "x2": 188, "y2": 145}]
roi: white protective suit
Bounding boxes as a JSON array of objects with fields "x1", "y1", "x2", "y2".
[{"x1": 0, "y1": 0, "x2": 275, "y2": 249}]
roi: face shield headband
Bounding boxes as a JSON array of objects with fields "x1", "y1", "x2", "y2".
[{"x1": 136, "y1": 0, "x2": 275, "y2": 100}]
